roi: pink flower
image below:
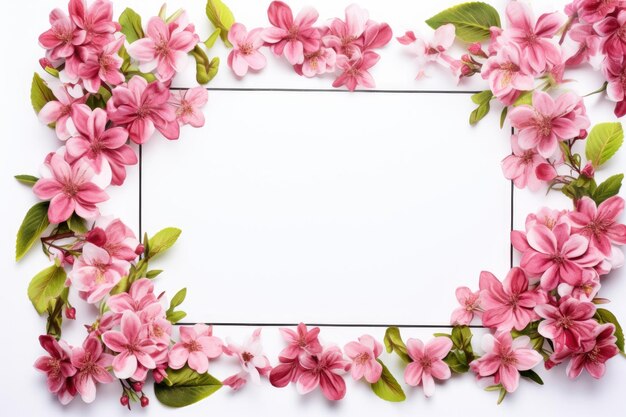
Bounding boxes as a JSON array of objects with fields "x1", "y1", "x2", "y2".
[
  {"x1": 68, "y1": 0, "x2": 119, "y2": 47},
  {"x1": 564, "y1": 323, "x2": 620, "y2": 379},
  {"x1": 568, "y1": 196, "x2": 626, "y2": 257},
  {"x1": 481, "y1": 46, "x2": 534, "y2": 105},
  {"x1": 470, "y1": 332, "x2": 543, "y2": 393},
  {"x1": 509, "y1": 91, "x2": 589, "y2": 158},
  {"x1": 262, "y1": 1, "x2": 320, "y2": 65},
  {"x1": 227, "y1": 23, "x2": 266, "y2": 77},
  {"x1": 169, "y1": 325, "x2": 223, "y2": 373},
  {"x1": 333, "y1": 51, "x2": 379, "y2": 91},
  {"x1": 77, "y1": 36, "x2": 125, "y2": 93},
  {"x1": 38, "y1": 83, "x2": 86, "y2": 140},
  {"x1": 595, "y1": 11, "x2": 626, "y2": 57},
  {"x1": 558, "y1": 268, "x2": 601, "y2": 301},
  {"x1": 603, "y1": 58, "x2": 626, "y2": 117},
  {"x1": 295, "y1": 47, "x2": 337, "y2": 77},
  {"x1": 223, "y1": 328, "x2": 272, "y2": 389},
  {"x1": 323, "y1": 4, "x2": 370, "y2": 58},
  {"x1": 504, "y1": 2, "x2": 564, "y2": 74},
  {"x1": 297, "y1": 347, "x2": 350, "y2": 401},
  {"x1": 479, "y1": 268, "x2": 544, "y2": 331},
  {"x1": 269, "y1": 355, "x2": 303, "y2": 388},
  {"x1": 107, "y1": 76, "x2": 179, "y2": 144},
  {"x1": 536, "y1": 297, "x2": 598, "y2": 351},
  {"x1": 91, "y1": 217, "x2": 141, "y2": 262},
  {"x1": 501, "y1": 134, "x2": 549, "y2": 191},
  {"x1": 69, "y1": 242, "x2": 127, "y2": 303},
  {"x1": 33, "y1": 153, "x2": 108, "y2": 223},
  {"x1": 450, "y1": 286, "x2": 482, "y2": 325},
  {"x1": 278, "y1": 323, "x2": 322, "y2": 359},
  {"x1": 361, "y1": 20, "x2": 393, "y2": 51},
  {"x1": 127, "y1": 16, "x2": 198, "y2": 82},
  {"x1": 39, "y1": 8, "x2": 86, "y2": 62},
  {"x1": 397, "y1": 24, "x2": 456, "y2": 79},
  {"x1": 344, "y1": 335, "x2": 383, "y2": 383},
  {"x1": 70, "y1": 336, "x2": 113, "y2": 403},
  {"x1": 107, "y1": 278, "x2": 158, "y2": 314},
  {"x1": 565, "y1": 23, "x2": 601, "y2": 66},
  {"x1": 169, "y1": 86, "x2": 208, "y2": 127},
  {"x1": 65, "y1": 105, "x2": 137, "y2": 186},
  {"x1": 404, "y1": 337, "x2": 452, "y2": 397},
  {"x1": 34, "y1": 335, "x2": 77, "y2": 405},
  {"x1": 576, "y1": 0, "x2": 623, "y2": 23},
  {"x1": 102, "y1": 311, "x2": 158, "y2": 379}
]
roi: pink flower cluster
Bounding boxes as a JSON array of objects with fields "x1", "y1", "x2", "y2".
[{"x1": 227, "y1": 1, "x2": 392, "y2": 91}]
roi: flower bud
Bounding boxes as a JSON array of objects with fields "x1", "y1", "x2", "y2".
[
  {"x1": 578, "y1": 129, "x2": 588, "y2": 140},
  {"x1": 468, "y1": 42, "x2": 482, "y2": 54},
  {"x1": 39, "y1": 57, "x2": 52, "y2": 70},
  {"x1": 132, "y1": 381, "x2": 144, "y2": 392},
  {"x1": 120, "y1": 395, "x2": 129, "y2": 407},
  {"x1": 581, "y1": 162, "x2": 595, "y2": 178},
  {"x1": 461, "y1": 53, "x2": 471, "y2": 63},
  {"x1": 536, "y1": 163, "x2": 557, "y2": 181},
  {"x1": 86, "y1": 227, "x2": 107, "y2": 246},
  {"x1": 135, "y1": 244, "x2": 145, "y2": 255},
  {"x1": 65, "y1": 306, "x2": 76, "y2": 320},
  {"x1": 460, "y1": 64, "x2": 473, "y2": 76},
  {"x1": 140, "y1": 396, "x2": 149, "y2": 408}
]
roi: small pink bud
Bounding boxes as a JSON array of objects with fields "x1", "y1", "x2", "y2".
[
  {"x1": 461, "y1": 53, "x2": 471, "y2": 63},
  {"x1": 63, "y1": 252, "x2": 74, "y2": 266},
  {"x1": 135, "y1": 244, "x2": 145, "y2": 255},
  {"x1": 468, "y1": 42, "x2": 482, "y2": 55},
  {"x1": 578, "y1": 129, "x2": 588, "y2": 139},
  {"x1": 140, "y1": 396, "x2": 149, "y2": 408},
  {"x1": 39, "y1": 57, "x2": 52, "y2": 70},
  {"x1": 120, "y1": 395, "x2": 129, "y2": 406},
  {"x1": 132, "y1": 381, "x2": 144, "y2": 392},
  {"x1": 86, "y1": 227, "x2": 107, "y2": 246},
  {"x1": 544, "y1": 359, "x2": 557, "y2": 370},
  {"x1": 536, "y1": 163, "x2": 558, "y2": 181},
  {"x1": 65, "y1": 306, "x2": 76, "y2": 320},
  {"x1": 460, "y1": 65, "x2": 472, "y2": 76},
  {"x1": 153, "y1": 367, "x2": 167, "y2": 383},
  {"x1": 581, "y1": 162, "x2": 595, "y2": 178}
]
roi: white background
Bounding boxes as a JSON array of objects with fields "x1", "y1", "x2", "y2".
[{"x1": 1, "y1": 0, "x2": 625, "y2": 415}]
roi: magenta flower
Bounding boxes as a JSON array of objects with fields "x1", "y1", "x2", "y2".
[
  {"x1": 227, "y1": 23, "x2": 267, "y2": 77},
  {"x1": 565, "y1": 23, "x2": 601, "y2": 66},
  {"x1": 66, "y1": 105, "x2": 137, "y2": 186},
  {"x1": 70, "y1": 336, "x2": 113, "y2": 403},
  {"x1": 576, "y1": 0, "x2": 623, "y2": 23},
  {"x1": 558, "y1": 268, "x2": 601, "y2": 302},
  {"x1": 262, "y1": 1, "x2": 321, "y2": 65},
  {"x1": 297, "y1": 347, "x2": 350, "y2": 401},
  {"x1": 509, "y1": 91, "x2": 590, "y2": 158},
  {"x1": 566, "y1": 323, "x2": 620, "y2": 379},
  {"x1": 323, "y1": 4, "x2": 370, "y2": 58},
  {"x1": 344, "y1": 335, "x2": 383, "y2": 383},
  {"x1": 278, "y1": 323, "x2": 322, "y2": 359},
  {"x1": 536, "y1": 296, "x2": 598, "y2": 350},
  {"x1": 102, "y1": 311, "x2": 158, "y2": 379},
  {"x1": 569, "y1": 196, "x2": 626, "y2": 257},
  {"x1": 595, "y1": 10, "x2": 626, "y2": 57},
  {"x1": 33, "y1": 153, "x2": 108, "y2": 223},
  {"x1": 169, "y1": 325, "x2": 223, "y2": 374},
  {"x1": 333, "y1": 51, "x2": 379, "y2": 91},
  {"x1": 77, "y1": 36, "x2": 125, "y2": 93},
  {"x1": 70, "y1": 242, "x2": 127, "y2": 303},
  {"x1": 169, "y1": 86, "x2": 208, "y2": 127},
  {"x1": 481, "y1": 46, "x2": 534, "y2": 105},
  {"x1": 404, "y1": 337, "x2": 452, "y2": 397},
  {"x1": 38, "y1": 8, "x2": 86, "y2": 62},
  {"x1": 106, "y1": 76, "x2": 179, "y2": 144},
  {"x1": 127, "y1": 16, "x2": 198, "y2": 82},
  {"x1": 68, "y1": 0, "x2": 118, "y2": 47},
  {"x1": 450, "y1": 286, "x2": 482, "y2": 326},
  {"x1": 223, "y1": 329, "x2": 272, "y2": 389},
  {"x1": 603, "y1": 58, "x2": 626, "y2": 117},
  {"x1": 34, "y1": 335, "x2": 77, "y2": 405},
  {"x1": 479, "y1": 268, "x2": 544, "y2": 332},
  {"x1": 38, "y1": 83, "x2": 86, "y2": 140},
  {"x1": 269, "y1": 355, "x2": 302, "y2": 388},
  {"x1": 470, "y1": 332, "x2": 542, "y2": 393},
  {"x1": 501, "y1": 134, "x2": 549, "y2": 191}
]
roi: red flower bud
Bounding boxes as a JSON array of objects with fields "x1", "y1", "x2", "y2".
[
  {"x1": 120, "y1": 395, "x2": 129, "y2": 407},
  {"x1": 468, "y1": 42, "x2": 483, "y2": 55},
  {"x1": 39, "y1": 57, "x2": 52, "y2": 70},
  {"x1": 140, "y1": 396, "x2": 149, "y2": 408},
  {"x1": 578, "y1": 129, "x2": 588, "y2": 139},
  {"x1": 65, "y1": 306, "x2": 76, "y2": 320},
  {"x1": 460, "y1": 65, "x2": 473, "y2": 76},
  {"x1": 581, "y1": 162, "x2": 595, "y2": 178},
  {"x1": 135, "y1": 244, "x2": 145, "y2": 255},
  {"x1": 461, "y1": 53, "x2": 471, "y2": 63},
  {"x1": 132, "y1": 381, "x2": 144, "y2": 392},
  {"x1": 86, "y1": 227, "x2": 107, "y2": 246}
]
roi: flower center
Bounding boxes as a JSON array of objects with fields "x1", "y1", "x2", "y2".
[
  {"x1": 54, "y1": 24, "x2": 74, "y2": 44},
  {"x1": 241, "y1": 351, "x2": 254, "y2": 363},
  {"x1": 63, "y1": 181, "x2": 79, "y2": 197},
  {"x1": 586, "y1": 344, "x2": 600, "y2": 363},
  {"x1": 536, "y1": 114, "x2": 553, "y2": 137},
  {"x1": 176, "y1": 100, "x2": 194, "y2": 118},
  {"x1": 287, "y1": 25, "x2": 300, "y2": 40},
  {"x1": 239, "y1": 42, "x2": 254, "y2": 55},
  {"x1": 185, "y1": 340, "x2": 202, "y2": 353},
  {"x1": 355, "y1": 352, "x2": 371, "y2": 365},
  {"x1": 419, "y1": 357, "x2": 432, "y2": 370},
  {"x1": 583, "y1": 219, "x2": 610, "y2": 238},
  {"x1": 524, "y1": 32, "x2": 537, "y2": 45},
  {"x1": 48, "y1": 358, "x2": 61, "y2": 377},
  {"x1": 521, "y1": 150, "x2": 535, "y2": 164},
  {"x1": 557, "y1": 315, "x2": 573, "y2": 329},
  {"x1": 99, "y1": 54, "x2": 115, "y2": 71},
  {"x1": 155, "y1": 38, "x2": 171, "y2": 58},
  {"x1": 498, "y1": 351, "x2": 518, "y2": 366}
]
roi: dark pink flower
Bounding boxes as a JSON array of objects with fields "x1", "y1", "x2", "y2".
[
  {"x1": 269, "y1": 355, "x2": 302, "y2": 388},
  {"x1": 297, "y1": 347, "x2": 350, "y2": 401},
  {"x1": 404, "y1": 337, "x2": 452, "y2": 397},
  {"x1": 344, "y1": 335, "x2": 383, "y2": 383},
  {"x1": 558, "y1": 268, "x2": 601, "y2": 301},
  {"x1": 603, "y1": 58, "x2": 626, "y2": 117},
  {"x1": 295, "y1": 47, "x2": 337, "y2": 77},
  {"x1": 68, "y1": 0, "x2": 119, "y2": 47},
  {"x1": 576, "y1": 0, "x2": 624, "y2": 23},
  {"x1": 94, "y1": 217, "x2": 141, "y2": 263},
  {"x1": 450, "y1": 286, "x2": 482, "y2": 325},
  {"x1": 77, "y1": 36, "x2": 125, "y2": 93},
  {"x1": 70, "y1": 336, "x2": 113, "y2": 403},
  {"x1": 536, "y1": 296, "x2": 598, "y2": 350},
  {"x1": 568, "y1": 196, "x2": 626, "y2": 256},
  {"x1": 333, "y1": 51, "x2": 379, "y2": 91},
  {"x1": 565, "y1": 23, "x2": 601, "y2": 66},
  {"x1": 278, "y1": 323, "x2": 322, "y2": 359},
  {"x1": 34, "y1": 335, "x2": 77, "y2": 405},
  {"x1": 595, "y1": 11, "x2": 626, "y2": 58},
  {"x1": 39, "y1": 8, "x2": 86, "y2": 62},
  {"x1": 107, "y1": 278, "x2": 158, "y2": 314},
  {"x1": 566, "y1": 323, "x2": 620, "y2": 379}
]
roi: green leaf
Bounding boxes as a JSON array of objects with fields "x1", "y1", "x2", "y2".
[
  {"x1": 513, "y1": 90, "x2": 533, "y2": 106},
  {"x1": 15, "y1": 175, "x2": 39, "y2": 186},
  {"x1": 190, "y1": 46, "x2": 219, "y2": 84},
  {"x1": 470, "y1": 101, "x2": 490, "y2": 125},
  {"x1": 31, "y1": 73, "x2": 56, "y2": 114},
  {"x1": 206, "y1": 0, "x2": 235, "y2": 47},
  {"x1": 110, "y1": 275, "x2": 130, "y2": 295},
  {"x1": 426, "y1": 2, "x2": 501, "y2": 42},
  {"x1": 148, "y1": 228, "x2": 182, "y2": 259},
  {"x1": 204, "y1": 28, "x2": 221, "y2": 49},
  {"x1": 593, "y1": 174, "x2": 623, "y2": 205},
  {"x1": 595, "y1": 308, "x2": 625, "y2": 352},
  {"x1": 450, "y1": 326, "x2": 474, "y2": 352},
  {"x1": 67, "y1": 213, "x2": 88, "y2": 234},
  {"x1": 383, "y1": 327, "x2": 411, "y2": 363},
  {"x1": 119, "y1": 8, "x2": 144, "y2": 44},
  {"x1": 471, "y1": 90, "x2": 492, "y2": 105},
  {"x1": 155, "y1": 366, "x2": 222, "y2": 407},
  {"x1": 146, "y1": 269, "x2": 163, "y2": 279},
  {"x1": 500, "y1": 106, "x2": 508, "y2": 129},
  {"x1": 561, "y1": 176, "x2": 597, "y2": 202},
  {"x1": 16, "y1": 202, "x2": 50, "y2": 261},
  {"x1": 166, "y1": 310, "x2": 187, "y2": 324},
  {"x1": 27, "y1": 265, "x2": 67, "y2": 314},
  {"x1": 519, "y1": 369, "x2": 544, "y2": 385},
  {"x1": 370, "y1": 359, "x2": 406, "y2": 402},
  {"x1": 170, "y1": 288, "x2": 187, "y2": 309},
  {"x1": 585, "y1": 122, "x2": 624, "y2": 168}
]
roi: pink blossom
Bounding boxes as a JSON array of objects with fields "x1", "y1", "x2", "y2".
[
  {"x1": 107, "y1": 278, "x2": 158, "y2": 314},
  {"x1": 77, "y1": 36, "x2": 125, "y2": 93},
  {"x1": 565, "y1": 23, "x2": 601, "y2": 66},
  {"x1": 568, "y1": 196, "x2": 626, "y2": 256},
  {"x1": 169, "y1": 86, "x2": 208, "y2": 127},
  {"x1": 361, "y1": 20, "x2": 393, "y2": 51},
  {"x1": 536, "y1": 296, "x2": 598, "y2": 350},
  {"x1": 106, "y1": 76, "x2": 179, "y2": 144},
  {"x1": 603, "y1": 58, "x2": 626, "y2": 117},
  {"x1": 397, "y1": 24, "x2": 456, "y2": 79},
  {"x1": 450, "y1": 286, "x2": 482, "y2": 325},
  {"x1": 223, "y1": 329, "x2": 272, "y2": 389},
  {"x1": 297, "y1": 347, "x2": 350, "y2": 401},
  {"x1": 509, "y1": 91, "x2": 589, "y2": 158},
  {"x1": 481, "y1": 46, "x2": 534, "y2": 105},
  {"x1": 262, "y1": 1, "x2": 320, "y2": 65},
  {"x1": 68, "y1": 0, "x2": 119, "y2": 47},
  {"x1": 70, "y1": 336, "x2": 113, "y2": 403},
  {"x1": 127, "y1": 16, "x2": 198, "y2": 82},
  {"x1": 470, "y1": 332, "x2": 543, "y2": 393},
  {"x1": 404, "y1": 337, "x2": 452, "y2": 397},
  {"x1": 169, "y1": 325, "x2": 223, "y2": 373},
  {"x1": 38, "y1": 83, "x2": 86, "y2": 140},
  {"x1": 33, "y1": 153, "x2": 108, "y2": 223},
  {"x1": 227, "y1": 23, "x2": 266, "y2": 77},
  {"x1": 501, "y1": 134, "x2": 549, "y2": 191},
  {"x1": 91, "y1": 217, "x2": 141, "y2": 262},
  {"x1": 333, "y1": 51, "x2": 379, "y2": 91},
  {"x1": 34, "y1": 335, "x2": 77, "y2": 405},
  {"x1": 595, "y1": 11, "x2": 626, "y2": 58},
  {"x1": 323, "y1": 4, "x2": 370, "y2": 58},
  {"x1": 295, "y1": 47, "x2": 337, "y2": 77},
  {"x1": 278, "y1": 323, "x2": 322, "y2": 359},
  {"x1": 69, "y1": 242, "x2": 127, "y2": 303},
  {"x1": 576, "y1": 0, "x2": 624, "y2": 23},
  {"x1": 479, "y1": 268, "x2": 544, "y2": 331},
  {"x1": 38, "y1": 8, "x2": 86, "y2": 62},
  {"x1": 564, "y1": 323, "x2": 620, "y2": 379},
  {"x1": 269, "y1": 355, "x2": 303, "y2": 388},
  {"x1": 558, "y1": 268, "x2": 601, "y2": 301},
  {"x1": 344, "y1": 335, "x2": 383, "y2": 383}
]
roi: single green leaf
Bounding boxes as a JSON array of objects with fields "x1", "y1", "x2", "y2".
[
  {"x1": 110, "y1": 275, "x2": 130, "y2": 295},
  {"x1": 519, "y1": 369, "x2": 544, "y2": 385},
  {"x1": 370, "y1": 359, "x2": 406, "y2": 402},
  {"x1": 15, "y1": 175, "x2": 39, "y2": 186},
  {"x1": 593, "y1": 174, "x2": 623, "y2": 205},
  {"x1": 500, "y1": 106, "x2": 508, "y2": 129},
  {"x1": 148, "y1": 228, "x2": 182, "y2": 259},
  {"x1": 44, "y1": 66, "x2": 60, "y2": 78},
  {"x1": 67, "y1": 213, "x2": 88, "y2": 234},
  {"x1": 28, "y1": 265, "x2": 67, "y2": 314},
  {"x1": 146, "y1": 269, "x2": 163, "y2": 279},
  {"x1": 513, "y1": 90, "x2": 533, "y2": 106},
  {"x1": 497, "y1": 387, "x2": 507, "y2": 404},
  {"x1": 169, "y1": 288, "x2": 187, "y2": 309},
  {"x1": 444, "y1": 350, "x2": 470, "y2": 373},
  {"x1": 166, "y1": 310, "x2": 187, "y2": 324},
  {"x1": 450, "y1": 326, "x2": 474, "y2": 352},
  {"x1": 470, "y1": 101, "x2": 490, "y2": 125},
  {"x1": 16, "y1": 202, "x2": 50, "y2": 261},
  {"x1": 119, "y1": 8, "x2": 144, "y2": 44},
  {"x1": 204, "y1": 28, "x2": 221, "y2": 49},
  {"x1": 471, "y1": 90, "x2": 493, "y2": 105},
  {"x1": 383, "y1": 327, "x2": 411, "y2": 363},
  {"x1": 155, "y1": 366, "x2": 222, "y2": 407},
  {"x1": 191, "y1": 46, "x2": 219, "y2": 84},
  {"x1": 595, "y1": 308, "x2": 625, "y2": 352},
  {"x1": 426, "y1": 2, "x2": 501, "y2": 42},
  {"x1": 206, "y1": 0, "x2": 235, "y2": 47},
  {"x1": 585, "y1": 122, "x2": 624, "y2": 168},
  {"x1": 31, "y1": 73, "x2": 56, "y2": 114}
]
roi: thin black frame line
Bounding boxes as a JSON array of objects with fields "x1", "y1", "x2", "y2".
[
  {"x1": 175, "y1": 322, "x2": 485, "y2": 329},
  {"x1": 169, "y1": 86, "x2": 482, "y2": 95},
  {"x1": 510, "y1": 126, "x2": 515, "y2": 268},
  {"x1": 138, "y1": 145, "x2": 142, "y2": 238}
]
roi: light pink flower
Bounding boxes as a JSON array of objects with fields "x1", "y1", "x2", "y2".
[
  {"x1": 262, "y1": 1, "x2": 320, "y2": 65},
  {"x1": 404, "y1": 337, "x2": 452, "y2": 397},
  {"x1": 509, "y1": 91, "x2": 589, "y2": 158},
  {"x1": 70, "y1": 336, "x2": 113, "y2": 403},
  {"x1": 502, "y1": 134, "x2": 549, "y2": 191},
  {"x1": 107, "y1": 278, "x2": 158, "y2": 314},
  {"x1": 565, "y1": 23, "x2": 601, "y2": 66},
  {"x1": 482, "y1": 46, "x2": 534, "y2": 105},
  {"x1": 297, "y1": 347, "x2": 350, "y2": 401},
  {"x1": 295, "y1": 47, "x2": 337, "y2": 77},
  {"x1": 227, "y1": 23, "x2": 266, "y2": 77},
  {"x1": 603, "y1": 57, "x2": 626, "y2": 117},
  {"x1": 565, "y1": 323, "x2": 619, "y2": 379},
  {"x1": 278, "y1": 323, "x2": 322, "y2": 359},
  {"x1": 333, "y1": 51, "x2": 379, "y2": 91},
  {"x1": 169, "y1": 325, "x2": 223, "y2": 374},
  {"x1": 33, "y1": 153, "x2": 108, "y2": 223},
  {"x1": 397, "y1": 24, "x2": 456, "y2": 79},
  {"x1": 77, "y1": 36, "x2": 124, "y2": 93},
  {"x1": 323, "y1": 4, "x2": 369, "y2": 58},
  {"x1": 344, "y1": 335, "x2": 383, "y2": 383},
  {"x1": 69, "y1": 242, "x2": 127, "y2": 303},
  {"x1": 558, "y1": 268, "x2": 601, "y2": 301},
  {"x1": 39, "y1": 8, "x2": 86, "y2": 62},
  {"x1": 106, "y1": 76, "x2": 179, "y2": 144},
  {"x1": 361, "y1": 20, "x2": 393, "y2": 51},
  {"x1": 568, "y1": 196, "x2": 626, "y2": 257},
  {"x1": 34, "y1": 335, "x2": 77, "y2": 405},
  {"x1": 127, "y1": 16, "x2": 198, "y2": 82},
  {"x1": 169, "y1": 86, "x2": 208, "y2": 127},
  {"x1": 450, "y1": 286, "x2": 482, "y2": 325},
  {"x1": 38, "y1": 83, "x2": 86, "y2": 140},
  {"x1": 536, "y1": 296, "x2": 597, "y2": 350},
  {"x1": 470, "y1": 332, "x2": 542, "y2": 393},
  {"x1": 479, "y1": 268, "x2": 544, "y2": 332},
  {"x1": 68, "y1": 0, "x2": 119, "y2": 47},
  {"x1": 223, "y1": 328, "x2": 272, "y2": 389}
]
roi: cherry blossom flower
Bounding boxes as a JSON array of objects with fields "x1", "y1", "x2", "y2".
[
  {"x1": 297, "y1": 347, "x2": 350, "y2": 401},
  {"x1": 344, "y1": 335, "x2": 383, "y2": 383},
  {"x1": 70, "y1": 336, "x2": 113, "y2": 403},
  {"x1": 68, "y1": 0, "x2": 119, "y2": 47},
  {"x1": 269, "y1": 355, "x2": 302, "y2": 388},
  {"x1": 91, "y1": 217, "x2": 141, "y2": 263},
  {"x1": 481, "y1": 46, "x2": 534, "y2": 105},
  {"x1": 565, "y1": 23, "x2": 601, "y2": 66},
  {"x1": 169, "y1": 325, "x2": 223, "y2": 373},
  {"x1": 295, "y1": 47, "x2": 337, "y2": 77},
  {"x1": 227, "y1": 23, "x2": 266, "y2": 77},
  {"x1": 169, "y1": 86, "x2": 208, "y2": 127},
  {"x1": 262, "y1": 1, "x2": 321, "y2": 65},
  {"x1": 397, "y1": 24, "x2": 456, "y2": 79},
  {"x1": 38, "y1": 83, "x2": 86, "y2": 140},
  {"x1": 333, "y1": 51, "x2": 379, "y2": 91},
  {"x1": 603, "y1": 58, "x2": 626, "y2": 117},
  {"x1": 564, "y1": 323, "x2": 620, "y2": 379},
  {"x1": 595, "y1": 10, "x2": 626, "y2": 57},
  {"x1": 223, "y1": 329, "x2": 272, "y2": 390},
  {"x1": 536, "y1": 296, "x2": 598, "y2": 350},
  {"x1": 470, "y1": 332, "x2": 543, "y2": 393},
  {"x1": 576, "y1": 0, "x2": 624, "y2": 23},
  {"x1": 34, "y1": 335, "x2": 77, "y2": 405},
  {"x1": 568, "y1": 196, "x2": 626, "y2": 256},
  {"x1": 39, "y1": 8, "x2": 86, "y2": 62},
  {"x1": 558, "y1": 268, "x2": 601, "y2": 301},
  {"x1": 69, "y1": 242, "x2": 127, "y2": 303},
  {"x1": 450, "y1": 286, "x2": 482, "y2": 325},
  {"x1": 501, "y1": 134, "x2": 549, "y2": 191},
  {"x1": 107, "y1": 278, "x2": 158, "y2": 314},
  {"x1": 77, "y1": 36, "x2": 125, "y2": 93},
  {"x1": 404, "y1": 337, "x2": 452, "y2": 397},
  {"x1": 512, "y1": 208, "x2": 568, "y2": 254},
  {"x1": 33, "y1": 153, "x2": 108, "y2": 223},
  {"x1": 107, "y1": 76, "x2": 179, "y2": 144},
  {"x1": 278, "y1": 323, "x2": 322, "y2": 359},
  {"x1": 323, "y1": 4, "x2": 369, "y2": 58}
]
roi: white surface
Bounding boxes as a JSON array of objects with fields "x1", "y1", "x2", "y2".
[{"x1": 0, "y1": 0, "x2": 625, "y2": 415}]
